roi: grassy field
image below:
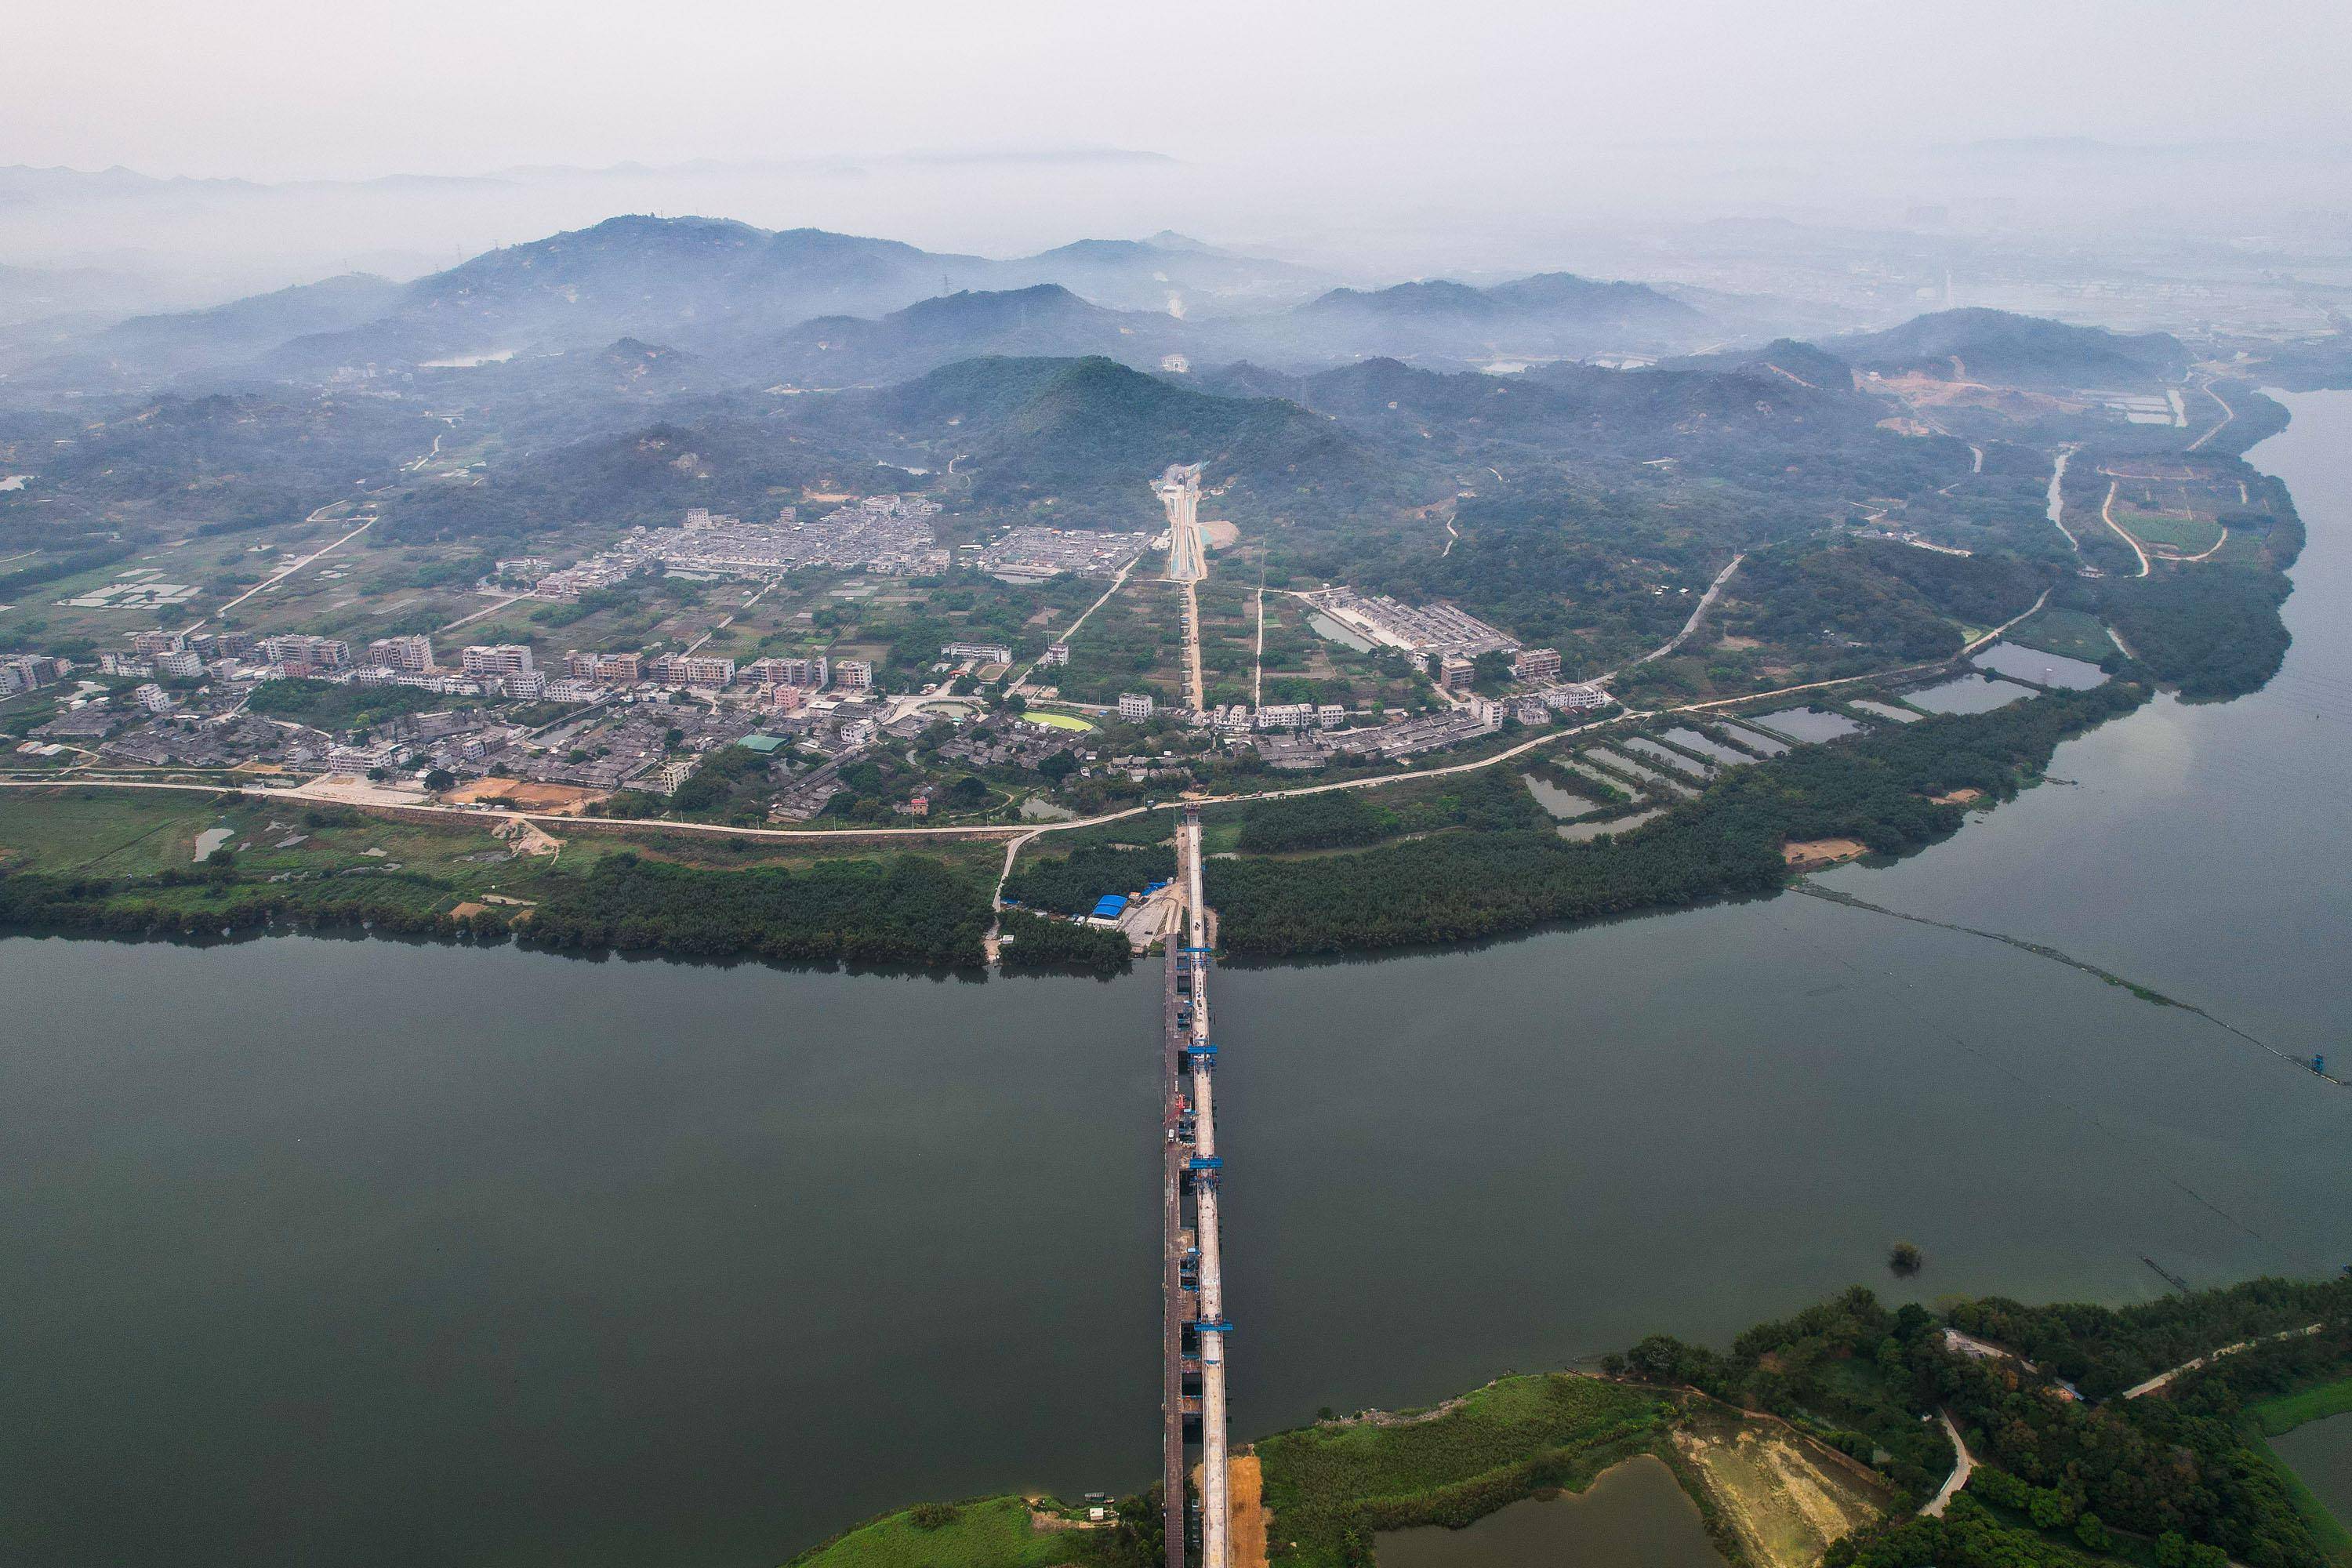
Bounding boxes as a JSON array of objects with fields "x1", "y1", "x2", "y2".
[
  {"x1": 1254, "y1": 1374, "x2": 1668, "y2": 1568},
  {"x1": 2252, "y1": 1376, "x2": 2352, "y2": 1439},
  {"x1": 0, "y1": 785, "x2": 1007, "y2": 899},
  {"x1": 1027, "y1": 710, "x2": 1097, "y2": 732},
  {"x1": 2007, "y1": 606, "x2": 2118, "y2": 664},
  {"x1": 2115, "y1": 510, "x2": 2226, "y2": 554},
  {"x1": 786, "y1": 1497, "x2": 1091, "y2": 1568}
]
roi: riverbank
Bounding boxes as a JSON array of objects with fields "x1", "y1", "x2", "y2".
[
  {"x1": 0, "y1": 677, "x2": 2151, "y2": 971},
  {"x1": 795, "y1": 1274, "x2": 2352, "y2": 1568}
]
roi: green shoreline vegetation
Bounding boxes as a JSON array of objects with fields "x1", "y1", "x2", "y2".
[
  {"x1": 789, "y1": 1276, "x2": 2352, "y2": 1568},
  {"x1": 0, "y1": 675, "x2": 2165, "y2": 968}
]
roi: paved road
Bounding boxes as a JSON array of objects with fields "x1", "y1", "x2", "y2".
[
  {"x1": 1621, "y1": 553, "x2": 1746, "y2": 673},
  {"x1": 1178, "y1": 807, "x2": 1231, "y2": 1568},
  {"x1": 2100, "y1": 479, "x2": 2153, "y2": 577},
  {"x1": 437, "y1": 593, "x2": 528, "y2": 636},
  {"x1": 1921, "y1": 1411, "x2": 1973, "y2": 1517},
  {"x1": 1011, "y1": 556, "x2": 1139, "y2": 696},
  {"x1": 196, "y1": 510, "x2": 374, "y2": 629},
  {"x1": 2119, "y1": 1322, "x2": 2325, "y2": 1400},
  {"x1": 1960, "y1": 586, "x2": 2052, "y2": 658},
  {"x1": 2186, "y1": 380, "x2": 2236, "y2": 453}
]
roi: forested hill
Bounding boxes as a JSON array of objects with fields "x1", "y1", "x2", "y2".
[
  {"x1": 1824, "y1": 307, "x2": 2187, "y2": 387},
  {"x1": 380, "y1": 354, "x2": 1422, "y2": 541},
  {"x1": 1192, "y1": 349, "x2": 1880, "y2": 459},
  {"x1": 1253, "y1": 271, "x2": 1714, "y2": 362},
  {"x1": 771, "y1": 285, "x2": 1182, "y2": 385},
  {"x1": 839, "y1": 355, "x2": 1407, "y2": 524}
]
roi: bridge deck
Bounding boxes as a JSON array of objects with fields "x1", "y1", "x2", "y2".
[{"x1": 1160, "y1": 895, "x2": 1188, "y2": 1568}]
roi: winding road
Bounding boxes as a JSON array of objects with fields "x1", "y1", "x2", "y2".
[
  {"x1": 1618, "y1": 553, "x2": 1746, "y2": 674},
  {"x1": 1921, "y1": 1411, "x2": 1973, "y2": 1518},
  {"x1": 2100, "y1": 480, "x2": 2152, "y2": 578}
]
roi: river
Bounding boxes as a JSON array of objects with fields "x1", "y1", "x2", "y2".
[{"x1": 5, "y1": 391, "x2": 2350, "y2": 1566}]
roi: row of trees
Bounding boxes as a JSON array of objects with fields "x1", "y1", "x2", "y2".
[
  {"x1": 517, "y1": 852, "x2": 991, "y2": 967},
  {"x1": 996, "y1": 909, "x2": 1131, "y2": 975},
  {"x1": 1205, "y1": 681, "x2": 2147, "y2": 956}
]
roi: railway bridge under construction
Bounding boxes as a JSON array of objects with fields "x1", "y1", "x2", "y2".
[{"x1": 1161, "y1": 803, "x2": 1231, "y2": 1568}]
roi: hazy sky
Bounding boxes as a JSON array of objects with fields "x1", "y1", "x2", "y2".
[{"x1": 14, "y1": 0, "x2": 2352, "y2": 181}]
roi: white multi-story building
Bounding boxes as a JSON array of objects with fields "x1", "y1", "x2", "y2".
[
  {"x1": 746, "y1": 655, "x2": 829, "y2": 689},
  {"x1": 942, "y1": 641, "x2": 1014, "y2": 666},
  {"x1": 1511, "y1": 647, "x2": 1563, "y2": 684},
  {"x1": 367, "y1": 635, "x2": 435, "y2": 673},
  {"x1": 1036, "y1": 642, "x2": 1071, "y2": 668},
  {"x1": 153, "y1": 648, "x2": 203, "y2": 679},
  {"x1": 565, "y1": 651, "x2": 643, "y2": 684},
  {"x1": 131, "y1": 683, "x2": 175, "y2": 713},
  {"x1": 651, "y1": 654, "x2": 735, "y2": 688},
  {"x1": 257, "y1": 634, "x2": 353, "y2": 670},
  {"x1": 503, "y1": 670, "x2": 549, "y2": 701},
  {"x1": 325, "y1": 739, "x2": 412, "y2": 772},
  {"x1": 832, "y1": 659, "x2": 874, "y2": 691},
  {"x1": 1255, "y1": 702, "x2": 1315, "y2": 731},
  {"x1": 1541, "y1": 682, "x2": 1610, "y2": 713},
  {"x1": 460, "y1": 644, "x2": 535, "y2": 677},
  {"x1": 1118, "y1": 691, "x2": 1156, "y2": 722}
]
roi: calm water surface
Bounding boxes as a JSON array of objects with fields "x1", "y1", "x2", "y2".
[
  {"x1": 5, "y1": 392, "x2": 2352, "y2": 1566},
  {"x1": 2270, "y1": 1414, "x2": 2352, "y2": 1530},
  {"x1": 1902, "y1": 670, "x2": 2034, "y2": 713},
  {"x1": 1375, "y1": 1457, "x2": 1724, "y2": 1568}
]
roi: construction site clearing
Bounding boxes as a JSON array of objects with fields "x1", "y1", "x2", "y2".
[
  {"x1": 1071, "y1": 879, "x2": 1187, "y2": 952},
  {"x1": 1669, "y1": 1406, "x2": 1895, "y2": 1568},
  {"x1": 1780, "y1": 837, "x2": 1870, "y2": 869}
]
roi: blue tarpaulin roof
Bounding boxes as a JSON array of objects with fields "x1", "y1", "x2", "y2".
[{"x1": 1091, "y1": 895, "x2": 1129, "y2": 919}]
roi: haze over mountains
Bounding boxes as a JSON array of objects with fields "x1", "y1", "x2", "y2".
[
  {"x1": 2, "y1": 213, "x2": 1831, "y2": 394},
  {"x1": 0, "y1": 203, "x2": 2205, "y2": 554}
]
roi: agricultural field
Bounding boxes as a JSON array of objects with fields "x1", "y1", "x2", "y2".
[
  {"x1": 2007, "y1": 605, "x2": 2119, "y2": 663},
  {"x1": 1054, "y1": 578, "x2": 1187, "y2": 706},
  {"x1": 1194, "y1": 578, "x2": 1261, "y2": 709},
  {"x1": 2113, "y1": 507, "x2": 2226, "y2": 556}
]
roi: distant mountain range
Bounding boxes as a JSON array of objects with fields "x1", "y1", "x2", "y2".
[
  {"x1": 0, "y1": 216, "x2": 1779, "y2": 394},
  {"x1": 0, "y1": 218, "x2": 2185, "y2": 419}
]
